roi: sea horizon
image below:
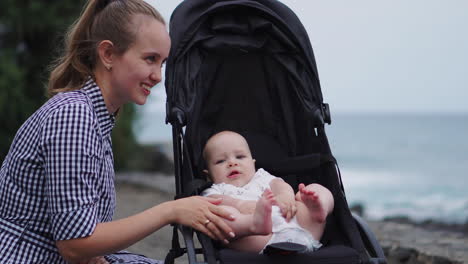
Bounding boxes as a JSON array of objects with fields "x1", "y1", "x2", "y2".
[{"x1": 135, "y1": 112, "x2": 468, "y2": 224}]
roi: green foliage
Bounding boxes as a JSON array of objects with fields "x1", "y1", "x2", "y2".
[
  {"x1": 112, "y1": 105, "x2": 139, "y2": 171},
  {"x1": 0, "y1": 51, "x2": 29, "y2": 156},
  {"x1": 0, "y1": 0, "x2": 142, "y2": 172}
]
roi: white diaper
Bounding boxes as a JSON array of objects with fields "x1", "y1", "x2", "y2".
[
  {"x1": 261, "y1": 207, "x2": 322, "y2": 253},
  {"x1": 262, "y1": 227, "x2": 322, "y2": 253}
]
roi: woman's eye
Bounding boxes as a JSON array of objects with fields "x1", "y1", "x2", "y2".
[{"x1": 146, "y1": 56, "x2": 156, "y2": 63}]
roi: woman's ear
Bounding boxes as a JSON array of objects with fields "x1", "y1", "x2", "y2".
[{"x1": 97, "y1": 40, "x2": 115, "y2": 70}]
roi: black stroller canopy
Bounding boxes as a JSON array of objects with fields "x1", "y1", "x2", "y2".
[
  {"x1": 165, "y1": 0, "x2": 327, "y2": 128},
  {"x1": 164, "y1": 1, "x2": 388, "y2": 264}
]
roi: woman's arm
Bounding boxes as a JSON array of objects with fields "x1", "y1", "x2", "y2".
[{"x1": 57, "y1": 196, "x2": 235, "y2": 263}]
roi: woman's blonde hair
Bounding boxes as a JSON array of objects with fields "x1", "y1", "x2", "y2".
[{"x1": 47, "y1": 0, "x2": 165, "y2": 96}]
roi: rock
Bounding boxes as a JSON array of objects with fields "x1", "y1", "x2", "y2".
[
  {"x1": 389, "y1": 248, "x2": 416, "y2": 262},
  {"x1": 368, "y1": 220, "x2": 467, "y2": 264},
  {"x1": 350, "y1": 202, "x2": 365, "y2": 217},
  {"x1": 123, "y1": 144, "x2": 175, "y2": 174}
]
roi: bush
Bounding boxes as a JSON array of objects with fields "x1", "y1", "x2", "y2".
[{"x1": 0, "y1": 0, "x2": 143, "y2": 172}]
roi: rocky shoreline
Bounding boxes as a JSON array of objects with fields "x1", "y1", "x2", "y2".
[
  {"x1": 114, "y1": 173, "x2": 467, "y2": 264},
  {"x1": 368, "y1": 220, "x2": 467, "y2": 264}
]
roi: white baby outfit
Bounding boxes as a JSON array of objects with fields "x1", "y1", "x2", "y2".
[{"x1": 202, "y1": 168, "x2": 322, "y2": 253}]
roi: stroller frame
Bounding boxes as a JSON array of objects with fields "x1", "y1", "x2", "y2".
[
  {"x1": 164, "y1": 0, "x2": 387, "y2": 263},
  {"x1": 165, "y1": 120, "x2": 385, "y2": 264}
]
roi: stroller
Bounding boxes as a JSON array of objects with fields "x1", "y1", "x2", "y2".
[{"x1": 164, "y1": 0, "x2": 386, "y2": 263}]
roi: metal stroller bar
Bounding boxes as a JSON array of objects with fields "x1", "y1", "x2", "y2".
[
  {"x1": 353, "y1": 213, "x2": 387, "y2": 264},
  {"x1": 167, "y1": 108, "x2": 219, "y2": 264},
  {"x1": 172, "y1": 126, "x2": 182, "y2": 195}
]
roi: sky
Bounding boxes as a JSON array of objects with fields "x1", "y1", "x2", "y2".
[
  {"x1": 138, "y1": 2, "x2": 468, "y2": 222},
  {"x1": 144, "y1": 0, "x2": 468, "y2": 115}
]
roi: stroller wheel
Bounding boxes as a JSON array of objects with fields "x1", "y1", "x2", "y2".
[{"x1": 263, "y1": 242, "x2": 307, "y2": 256}]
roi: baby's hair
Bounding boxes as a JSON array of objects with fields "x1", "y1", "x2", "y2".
[{"x1": 201, "y1": 134, "x2": 215, "y2": 181}]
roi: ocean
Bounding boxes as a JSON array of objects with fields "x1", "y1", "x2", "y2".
[
  {"x1": 136, "y1": 111, "x2": 468, "y2": 224},
  {"x1": 327, "y1": 113, "x2": 468, "y2": 224}
]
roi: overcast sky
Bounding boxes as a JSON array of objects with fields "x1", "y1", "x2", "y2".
[{"x1": 145, "y1": 0, "x2": 468, "y2": 114}]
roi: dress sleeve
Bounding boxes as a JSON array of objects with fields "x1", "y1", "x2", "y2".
[
  {"x1": 201, "y1": 184, "x2": 224, "y2": 197},
  {"x1": 255, "y1": 168, "x2": 277, "y2": 186},
  {"x1": 42, "y1": 103, "x2": 101, "y2": 241}
]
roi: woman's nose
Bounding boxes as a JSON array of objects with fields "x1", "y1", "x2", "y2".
[{"x1": 150, "y1": 68, "x2": 162, "y2": 84}]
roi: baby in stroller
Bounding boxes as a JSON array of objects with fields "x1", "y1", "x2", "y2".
[{"x1": 202, "y1": 131, "x2": 335, "y2": 253}]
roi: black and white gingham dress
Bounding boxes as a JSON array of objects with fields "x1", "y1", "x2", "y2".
[{"x1": 0, "y1": 79, "x2": 162, "y2": 264}]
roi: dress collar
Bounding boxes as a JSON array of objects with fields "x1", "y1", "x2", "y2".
[{"x1": 82, "y1": 78, "x2": 115, "y2": 138}]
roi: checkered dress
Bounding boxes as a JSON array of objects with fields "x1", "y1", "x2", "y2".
[{"x1": 0, "y1": 79, "x2": 161, "y2": 264}]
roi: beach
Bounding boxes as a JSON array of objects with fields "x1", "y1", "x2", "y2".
[
  {"x1": 114, "y1": 180, "x2": 174, "y2": 261},
  {"x1": 115, "y1": 172, "x2": 468, "y2": 264}
]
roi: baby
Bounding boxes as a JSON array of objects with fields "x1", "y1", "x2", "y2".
[{"x1": 201, "y1": 131, "x2": 334, "y2": 253}]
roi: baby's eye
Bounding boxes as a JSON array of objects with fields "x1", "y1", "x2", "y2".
[
  {"x1": 236, "y1": 155, "x2": 246, "y2": 159},
  {"x1": 215, "y1": 159, "x2": 225, "y2": 164}
]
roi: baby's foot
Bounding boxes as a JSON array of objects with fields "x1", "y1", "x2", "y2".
[
  {"x1": 299, "y1": 183, "x2": 328, "y2": 223},
  {"x1": 251, "y1": 189, "x2": 275, "y2": 235}
]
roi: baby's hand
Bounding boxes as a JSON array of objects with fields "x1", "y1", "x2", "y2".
[{"x1": 275, "y1": 195, "x2": 297, "y2": 222}]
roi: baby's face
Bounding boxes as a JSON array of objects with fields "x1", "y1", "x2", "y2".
[{"x1": 205, "y1": 132, "x2": 256, "y2": 187}]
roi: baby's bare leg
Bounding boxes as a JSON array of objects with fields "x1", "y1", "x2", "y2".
[
  {"x1": 251, "y1": 189, "x2": 275, "y2": 235},
  {"x1": 228, "y1": 234, "x2": 272, "y2": 253},
  {"x1": 294, "y1": 183, "x2": 334, "y2": 240},
  {"x1": 296, "y1": 183, "x2": 334, "y2": 222},
  {"x1": 219, "y1": 189, "x2": 275, "y2": 238},
  {"x1": 218, "y1": 190, "x2": 275, "y2": 252}
]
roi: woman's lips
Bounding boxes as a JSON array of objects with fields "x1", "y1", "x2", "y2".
[
  {"x1": 142, "y1": 83, "x2": 152, "y2": 96},
  {"x1": 142, "y1": 87, "x2": 151, "y2": 96}
]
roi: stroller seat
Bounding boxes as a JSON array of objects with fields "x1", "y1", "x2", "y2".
[
  {"x1": 214, "y1": 132, "x2": 361, "y2": 264},
  {"x1": 220, "y1": 245, "x2": 360, "y2": 264}
]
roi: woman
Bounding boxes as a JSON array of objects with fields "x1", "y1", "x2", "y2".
[{"x1": 0, "y1": 0, "x2": 235, "y2": 263}]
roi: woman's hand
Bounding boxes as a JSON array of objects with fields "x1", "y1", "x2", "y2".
[{"x1": 171, "y1": 196, "x2": 236, "y2": 243}]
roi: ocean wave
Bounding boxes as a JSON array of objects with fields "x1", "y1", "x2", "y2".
[{"x1": 341, "y1": 169, "x2": 468, "y2": 224}]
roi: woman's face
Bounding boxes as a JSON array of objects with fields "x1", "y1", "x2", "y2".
[{"x1": 110, "y1": 14, "x2": 171, "y2": 107}]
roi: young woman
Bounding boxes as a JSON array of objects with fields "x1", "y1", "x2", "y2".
[{"x1": 0, "y1": 0, "x2": 234, "y2": 263}]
